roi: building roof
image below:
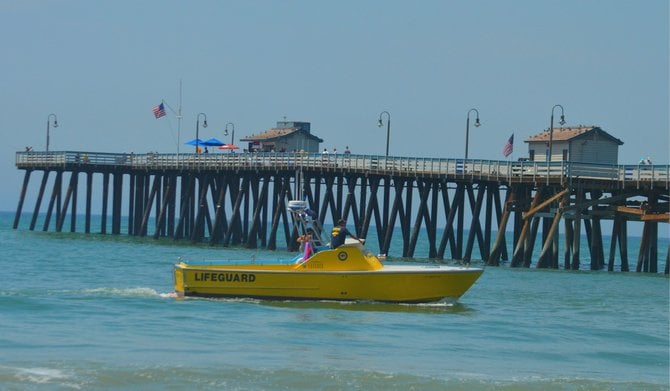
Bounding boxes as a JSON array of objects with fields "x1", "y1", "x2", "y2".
[
  {"x1": 525, "y1": 126, "x2": 624, "y2": 145},
  {"x1": 241, "y1": 127, "x2": 323, "y2": 143},
  {"x1": 241, "y1": 127, "x2": 297, "y2": 141}
]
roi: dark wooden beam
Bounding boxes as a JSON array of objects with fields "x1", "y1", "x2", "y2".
[{"x1": 13, "y1": 170, "x2": 32, "y2": 229}]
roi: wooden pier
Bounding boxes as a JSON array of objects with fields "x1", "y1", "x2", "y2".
[{"x1": 13, "y1": 151, "x2": 670, "y2": 273}]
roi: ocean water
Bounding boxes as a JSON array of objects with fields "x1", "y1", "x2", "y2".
[{"x1": 0, "y1": 212, "x2": 668, "y2": 390}]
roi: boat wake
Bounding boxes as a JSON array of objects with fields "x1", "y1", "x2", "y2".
[
  {"x1": 167, "y1": 293, "x2": 475, "y2": 313},
  {"x1": 258, "y1": 298, "x2": 474, "y2": 314},
  {"x1": 79, "y1": 287, "x2": 170, "y2": 299},
  {"x1": 2, "y1": 287, "x2": 174, "y2": 300}
]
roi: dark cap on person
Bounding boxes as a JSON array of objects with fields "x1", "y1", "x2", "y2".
[{"x1": 337, "y1": 219, "x2": 346, "y2": 225}]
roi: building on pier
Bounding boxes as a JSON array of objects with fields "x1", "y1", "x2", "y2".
[
  {"x1": 525, "y1": 126, "x2": 624, "y2": 164},
  {"x1": 240, "y1": 121, "x2": 323, "y2": 153}
]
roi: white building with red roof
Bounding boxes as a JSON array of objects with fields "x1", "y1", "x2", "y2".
[
  {"x1": 525, "y1": 126, "x2": 624, "y2": 164},
  {"x1": 240, "y1": 121, "x2": 323, "y2": 153}
]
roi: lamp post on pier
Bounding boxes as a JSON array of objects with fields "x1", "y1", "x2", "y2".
[
  {"x1": 547, "y1": 104, "x2": 566, "y2": 185},
  {"x1": 224, "y1": 122, "x2": 235, "y2": 149},
  {"x1": 465, "y1": 108, "x2": 481, "y2": 159},
  {"x1": 195, "y1": 113, "x2": 208, "y2": 154},
  {"x1": 46, "y1": 113, "x2": 58, "y2": 153},
  {"x1": 377, "y1": 111, "x2": 391, "y2": 158}
]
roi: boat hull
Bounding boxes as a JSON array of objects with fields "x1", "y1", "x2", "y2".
[{"x1": 174, "y1": 264, "x2": 483, "y2": 303}]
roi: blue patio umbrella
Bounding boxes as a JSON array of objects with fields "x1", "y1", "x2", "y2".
[
  {"x1": 202, "y1": 138, "x2": 225, "y2": 146},
  {"x1": 184, "y1": 138, "x2": 205, "y2": 146}
]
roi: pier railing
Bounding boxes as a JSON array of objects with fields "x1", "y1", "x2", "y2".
[{"x1": 15, "y1": 151, "x2": 670, "y2": 188}]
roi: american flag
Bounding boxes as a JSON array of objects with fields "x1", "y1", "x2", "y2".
[
  {"x1": 152, "y1": 102, "x2": 166, "y2": 119},
  {"x1": 502, "y1": 133, "x2": 514, "y2": 157}
]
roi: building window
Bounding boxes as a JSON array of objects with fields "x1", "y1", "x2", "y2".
[
  {"x1": 562, "y1": 149, "x2": 568, "y2": 161},
  {"x1": 529, "y1": 150, "x2": 535, "y2": 161}
]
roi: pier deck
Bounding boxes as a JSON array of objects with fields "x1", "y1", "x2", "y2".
[{"x1": 14, "y1": 151, "x2": 669, "y2": 273}]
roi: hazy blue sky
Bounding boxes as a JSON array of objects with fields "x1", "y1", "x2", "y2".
[{"x1": 1, "y1": 0, "x2": 668, "y2": 211}]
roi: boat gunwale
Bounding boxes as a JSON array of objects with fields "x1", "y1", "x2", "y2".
[{"x1": 175, "y1": 263, "x2": 484, "y2": 275}]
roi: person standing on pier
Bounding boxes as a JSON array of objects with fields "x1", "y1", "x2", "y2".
[{"x1": 322, "y1": 147, "x2": 329, "y2": 165}]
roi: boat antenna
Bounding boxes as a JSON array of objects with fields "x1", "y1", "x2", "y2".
[{"x1": 295, "y1": 168, "x2": 302, "y2": 200}]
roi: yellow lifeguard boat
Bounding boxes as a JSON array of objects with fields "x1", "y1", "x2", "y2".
[{"x1": 173, "y1": 201, "x2": 483, "y2": 303}]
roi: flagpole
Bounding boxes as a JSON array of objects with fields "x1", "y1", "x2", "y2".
[
  {"x1": 161, "y1": 80, "x2": 183, "y2": 168},
  {"x1": 177, "y1": 79, "x2": 182, "y2": 168},
  {"x1": 177, "y1": 79, "x2": 182, "y2": 163}
]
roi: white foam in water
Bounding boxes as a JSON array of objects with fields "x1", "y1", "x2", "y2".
[
  {"x1": 14, "y1": 367, "x2": 70, "y2": 384},
  {"x1": 411, "y1": 301, "x2": 456, "y2": 308},
  {"x1": 81, "y1": 287, "x2": 163, "y2": 298}
]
